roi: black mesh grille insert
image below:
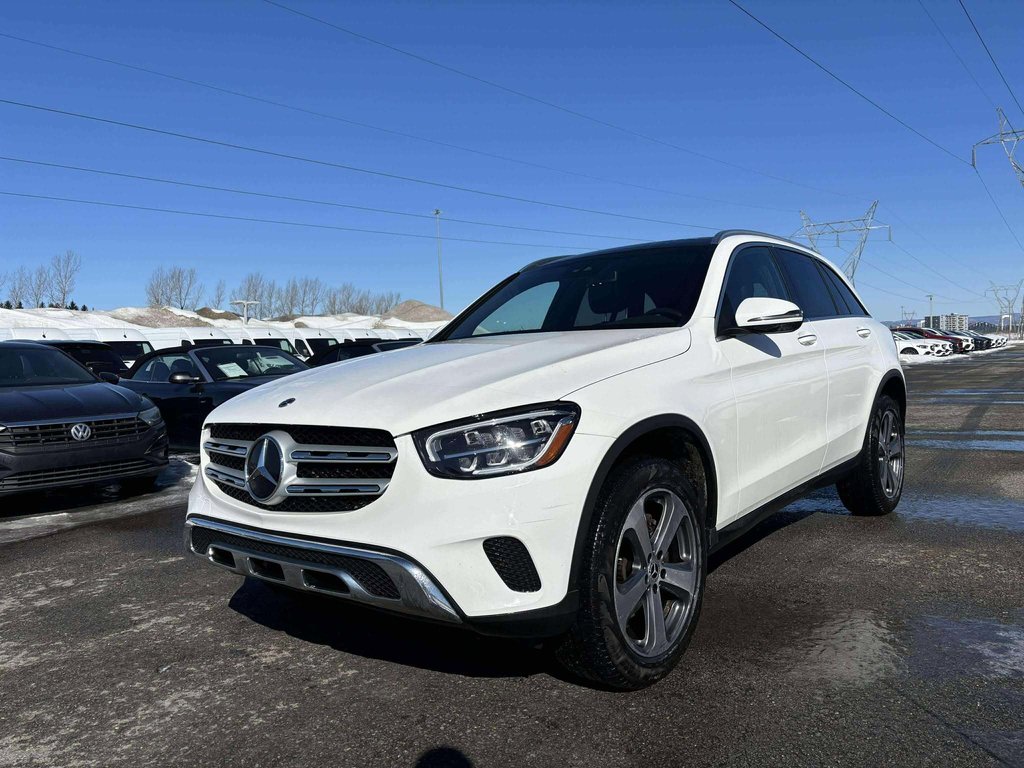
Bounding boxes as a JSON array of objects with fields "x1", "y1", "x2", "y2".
[
  {"x1": 209, "y1": 423, "x2": 395, "y2": 448},
  {"x1": 296, "y1": 462, "x2": 395, "y2": 479},
  {"x1": 209, "y1": 453, "x2": 245, "y2": 472},
  {"x1": 190, "y1": 526, "x2": 400, "y2": 599},
  {"x1": 210, "y1": 479, "x2": 375, "y2": 513},
  {"x1": 483, "y1": 537, "x2": 541, "y2": 592}
]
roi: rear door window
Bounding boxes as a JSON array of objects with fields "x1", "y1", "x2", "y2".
[{"x1": 817, "y1": 263, "x2": 869, "y2": 317}]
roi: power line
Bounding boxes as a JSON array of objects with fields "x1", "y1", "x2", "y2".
[
  {"x1": 915, "y1": 0, "x2": 997, "y2": 110},
  {"x1": 726, "y1": 0, "x2": 969, "y2": 165},
  {"x1": 0, "y1": 155, "x2": 641, "y2": 242},
  {"x1": 956, "y1": 0, "x2": 1024, "y2": 117},
  {"x1": 0, "y1": 32, "x2": 791, "y2": 214},
  {"x1": 886, "y1": 240, "x2": 988, "y2": 298},
  {"x1": 259, "y1": 0, "x2": 858, "y2": 199},
  {"x1": 858, "y1": 257, "x2": 985, "y2": 303},
  {"x1": 0, "y1": 97, "x2": 722, "y2": 232},
  {"x1": 972, "y1": 166, "x2": 1024, "y2": 251},
  {"x1": 0, "y1": 190, "x2": 594, "y2": 249}
]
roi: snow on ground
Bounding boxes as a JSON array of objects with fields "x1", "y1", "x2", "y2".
[{"x1": 0, "y1": 306, "x2": 448, "y2": 336}]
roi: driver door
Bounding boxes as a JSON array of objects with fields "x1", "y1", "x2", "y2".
[
  {"x1": 127, "y1": 352, "x2": 210, "y2": 448},
  {"x1": 716, "y1": 246, "x2": 829, "y2": 522}
]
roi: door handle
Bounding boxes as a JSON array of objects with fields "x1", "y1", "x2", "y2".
[
  {"x1": 856, "y1": 327, "x2": 872, "y2": 338},
  {"x1": 798, "y1": 333, "x2": 818, "y2": 346}
]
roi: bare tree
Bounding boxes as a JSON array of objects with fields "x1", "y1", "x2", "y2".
[
  {"x1": 166, "y1": 266, "x2": 203, "y2": 310},
  {"x1": 276, "y1": 278, "x2": 300, "y2": 317},
  {"x1": 29, "y1": 265, "x2": 50, "y2": 307},
  {"x1": 8, "y1": 267, "x2": 30, "y2": 308},
  {"x1": 49, "y1": 250, "x2": 82, "y2": 308},
  {"x1": 235, "y1": 273, "x2": 270, "y2": 316},
  {"x1": 370, "y1": 290, "x2": 402, "y2": 315},
  {"x1": 296, "y1": 277, "x2": 326, "y2": 315},
  {"x1": 207, "y1": 279, "x2": 226, "y2": 309},
  {"x1": 146, "y1": 266, "x2": 172, "y2": 307}
]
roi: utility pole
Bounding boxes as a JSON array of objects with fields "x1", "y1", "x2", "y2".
[
  {"x1": 973, "y1": 108, "x2": 1024, "y2": 189},
  {"x1": 927, "y1": 295, "x2": 934, "y2": 327},
  {"x1": 795, "y1": 201, "x2": 890, "y2": 284},
  {"x1": 230, "y1": 299, "x2": 260, "y2": 324},
  {"x1": 433, "y1": 209, "x2": 445, "y2": 311}
]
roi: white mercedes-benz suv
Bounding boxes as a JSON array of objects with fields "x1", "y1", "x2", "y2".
[{"x1": 186, "y1": 231, "x2": 905, "y2": 689}]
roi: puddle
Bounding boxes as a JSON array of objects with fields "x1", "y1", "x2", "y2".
[
  {"x1": 908, "y1": 613, "x2": 1024, "y2": 681},
  {"x1": 785, "y1": 491, "x2": 1024, "y2": 532},
  {"x1": 784, "y1": 610, "x2": 900, "y2": 684},
  {"x1": 909, "y1": 439, "x2": 1024, "y2": 452}
]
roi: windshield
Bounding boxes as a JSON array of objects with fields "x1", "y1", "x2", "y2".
[
  {"x1": 194, "y1": 346, "x2": 306, "y2": 381},
  {"x1": 305, "y1": 337, "x2": 337, "y2": 354},
  {"x1": 57, "y1": 344, "x2": 128, "y2": 375},
  {"x1": 440, "y1": 244, "x2": 714, "y2": 340},
  {"x1": 0, "y1": 346, "x2": 96, "y2": 387},
  {"x1": 105, "y1": 340, "x2": 153, "y2": 359}
]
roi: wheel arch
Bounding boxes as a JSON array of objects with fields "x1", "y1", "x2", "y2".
[
  {"x1": 569, "y1": 414, "x2": 718, "y2": 589},
  {"x1": 877, "y1": 368, "x2": 907, "y2": 420}
]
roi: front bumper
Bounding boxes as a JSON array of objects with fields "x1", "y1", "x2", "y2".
[
  {"x1": 186, "y1": 431, "x2": 613, "y2": 626},
  {"x1": 0, "y1": 426, "x2": 168, "y2": 495}
]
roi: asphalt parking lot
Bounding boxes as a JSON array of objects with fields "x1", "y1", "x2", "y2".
[{"x1": 1, "y1": 348, "x2": 1022, "y2": 767}]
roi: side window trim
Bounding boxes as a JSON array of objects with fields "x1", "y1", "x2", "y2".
[
  {"x1": 817, "y1": 260, "x2": 869, "y2": 317},
  {"x1": 814, "y1": 260, "x2": 852, "y2": 315},
  {"x1": 714, "y1": 242, "x2": 791, "y2": 337}
]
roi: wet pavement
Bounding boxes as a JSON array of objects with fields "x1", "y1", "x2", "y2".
[{"x1": 1, "y1": 348, "x2": 1022, "y2": 767}]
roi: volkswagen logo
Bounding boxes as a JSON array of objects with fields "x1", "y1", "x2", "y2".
[
  {"x1": 245, "y1": 435, "x2": 283, "y2": 502},
  {"x1": 70, "y1": 423, "x2": 92, "y2": 442}
]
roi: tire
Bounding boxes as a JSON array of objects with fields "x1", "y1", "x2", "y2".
[
  {"x1": 555, "y1": 456, "x2": 707, "y2": 690},
  {"x1": 836, "y1": 394, "x2": 905, "y2": 516}
]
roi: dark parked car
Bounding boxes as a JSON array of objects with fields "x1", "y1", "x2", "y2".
[
  {"x1": 0, "y1": 341, "x2": 168, "y2": 496},
  {"x1": 307, "y1": 338, "x2": 420, "y2": 367},
  {"x1": 40, "y1": 340, "x2": 130, "y2": 377},
  {"x1": 120, "y1": 345, "x2": 307, "y2": 448}
]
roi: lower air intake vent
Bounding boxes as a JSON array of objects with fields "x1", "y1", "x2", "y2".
[{"x1": 482, "y1": 537, "x2": 541, "y2": 593}]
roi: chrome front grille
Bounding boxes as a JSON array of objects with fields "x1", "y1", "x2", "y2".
[
  {"x1": 0, "y1": 415, "x2": 147, "y2": 448},
  {"x1": 203, "y1": 423, "x2": 397, "y2": 512}
]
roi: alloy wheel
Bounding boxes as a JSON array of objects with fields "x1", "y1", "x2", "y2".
[
  {"x1": 613, "y1": 488, "x2": 700, "y2": 658},
  {"x1": 877, "y1": 410, "x2": 904, "y2": 499}
]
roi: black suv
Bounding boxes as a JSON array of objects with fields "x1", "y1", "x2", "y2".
[{"x1": 0, "y1": 342, "x2": 168, "y2": 496}]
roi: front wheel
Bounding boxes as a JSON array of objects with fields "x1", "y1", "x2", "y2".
[
  {"x1": 556, "y1": 456, "x2": 706, "y2": 690},
  {"x1": 836, "y1": 394, "x2": 905, "y2": 516}
]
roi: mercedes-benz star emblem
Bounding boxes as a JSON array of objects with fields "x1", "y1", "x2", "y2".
[
  {"x1": 70, "y1": 423, "x2": 92, "y2": 442},
  {"x1": 245, "y1": 435, "x2": 283, "y2": 502}
]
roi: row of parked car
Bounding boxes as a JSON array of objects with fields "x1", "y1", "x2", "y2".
[
  {"x1": 889, "y1": 326, "x2": 1008, "y2": 357},
  {"x1": 0, "y1": 327, "x2": 427, "y2": 496}
]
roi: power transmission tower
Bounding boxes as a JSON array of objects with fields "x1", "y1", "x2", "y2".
[
  {"x1": 972, "y1": 108, "x2": 1024, "y2": 189},
  {"x1": 795, "y1": 201, "x2": 890, "y2": 284},
  {"x1": 900, "y1": 306, "x2": 917, "y2": 325},
  {"x1": 987, "y1": 281, "x2": 1023, "y2": 336}
]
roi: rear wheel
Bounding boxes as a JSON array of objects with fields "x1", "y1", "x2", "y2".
[
  {"x1": 837, "y1": 394, "x2": 904, "y2": 516},
  {"x1": 556, "y1": 456, "x2": 706, "y2": 690}
]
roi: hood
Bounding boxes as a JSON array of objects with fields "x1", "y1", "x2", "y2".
[
  {"x1": 0, "y1": 382, "x2": 146, "y2": 424},
  {"x1": 206, "y1": 329, "x2": 691, "y2": 435}
]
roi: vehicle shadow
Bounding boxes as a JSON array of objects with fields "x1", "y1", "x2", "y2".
[
  {"x1": 0, "y1": 457, "x2": 194, "y2": 519},
  {"x1": 228, "y1": 578, "x2": 553, "y2": 680},
  {"x1": 415, "y1": 747, "x2": 475, "y2": 767}
]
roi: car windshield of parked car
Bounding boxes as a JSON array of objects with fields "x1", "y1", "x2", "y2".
[
  {"x1": 194, "y1": 347, "x2": 305, "y2": 380},
  {"x1": 0, "y1": 346, "x2": 96, "y2": 387},
  {"x1": 105, "y1": 340, "x2": 153, "y2": 359},
  {"x1": 441, "y1": 244, "x2": 715, "y2": 340},
  {"x1": 59, "y1": 344, "x2": 128, "y2": 375}
]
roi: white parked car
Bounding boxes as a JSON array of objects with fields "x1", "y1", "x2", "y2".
[
  {"x1": 892, "y1": 331, "x2": 949, "y2": 357},
  {"x1": 186, "y1": 231, "x2": 906, "y2": 689}
]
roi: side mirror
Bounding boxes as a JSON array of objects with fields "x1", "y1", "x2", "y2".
[
  {"x1": 733, "y1": 297, "x2": 804, "y2": 334},
  {"x1": 168, "y1": 372, "x2": 201, "y2": 384},
  {"x1": 98, "y1": 371, "x2": 120, "y2": 384}
]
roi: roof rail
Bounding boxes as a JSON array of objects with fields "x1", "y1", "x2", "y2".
[{"x1": 712, "y1": 229, "x2": 814, "y2": 251}]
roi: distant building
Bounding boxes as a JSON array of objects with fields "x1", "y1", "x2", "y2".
[{"x1": 923, "y1": 314, "x2": 969, "y2": 332}]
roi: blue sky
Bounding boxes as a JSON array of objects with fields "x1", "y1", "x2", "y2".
[{"x1": 2, "y1": 0, "x2": 1022, "y2": 320}]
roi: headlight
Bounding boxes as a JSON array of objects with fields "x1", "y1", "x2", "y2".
[
  {"x1": 413, "y1": 403, "x2": 580, "y2": 479},
  {"x1": 139, "y1": 405, "x2": 163, "y2": 426}
]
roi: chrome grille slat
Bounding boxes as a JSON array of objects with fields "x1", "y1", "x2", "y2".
[
  {"x1": 203, "y1": 423, "x2": 397, "y2": 512},
  {"x1": 0, "y1": 415, "x2": 146, "y2": 447}
]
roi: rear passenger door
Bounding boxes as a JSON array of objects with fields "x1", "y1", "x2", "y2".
[
  {"x1": 773, "y1": 248, "x2": 877, "y2": 468},
  {"x1": 717, "y1": 245, "x2": 829, "y2": 520}
]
